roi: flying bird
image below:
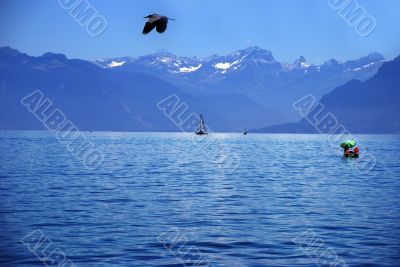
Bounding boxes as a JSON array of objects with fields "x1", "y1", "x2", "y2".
[{"x1": 142, "y1": 14, "x2": 175, "y2": 35}]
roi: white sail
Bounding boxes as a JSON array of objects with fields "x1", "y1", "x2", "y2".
[{"x1": 196, "y1": 114, "x2": 208, "y2": 135}]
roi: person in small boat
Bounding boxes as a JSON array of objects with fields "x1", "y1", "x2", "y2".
[
  {"x1": 344, "y1": 148, "x2": 355, "y2": 156},
  {"x1": 340, "y1": 140, "x2": 359, "y2": 157}
]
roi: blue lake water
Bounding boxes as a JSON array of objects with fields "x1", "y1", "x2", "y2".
[{"x1": 0, "y1": 131, "x2": 399, "y2": 267}]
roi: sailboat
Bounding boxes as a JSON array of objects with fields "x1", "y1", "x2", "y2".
[
  {"x1": 195, "y1": 114, "x2": 208, "y2": 135},
  {"x1": 243, "y1": 120, "x2": 248, "y2": 135}
]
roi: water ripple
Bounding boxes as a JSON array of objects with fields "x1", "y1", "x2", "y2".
[{"x1": 0, "y1": 132, "x2": 399, "y2": 266}]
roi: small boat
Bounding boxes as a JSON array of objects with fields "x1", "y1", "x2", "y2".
[
  {"x1": 344, "y1": 147, "x2": 359, "y2": 158},
  {"x1": 195, "y1": 114, "x2": 208, "y2": 135},
  {"x1": 243, "y1": 120, "x2": 247, "y2": 135},
  {"x1": 344, "y1": 152, "x2": 359, "y2": 158},
  {"x1": 341, "y1": 140, "x2": 359, "y2": 158}
]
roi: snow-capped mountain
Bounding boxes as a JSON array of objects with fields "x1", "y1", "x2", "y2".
[
  {"x1": 205, "y1": 46, "x2": 277, "y2": 74},
  {"x1": 256, "y1": 55, "x2": 400, "y2": 133},
  {"x1": 94, "y1": 46, "x2": 384, "y2": 77},
  {"x1": 94, "y1": 56, "x2": 134, "y2": 68},
  {"x1": 92, "y1": 46, "x2": 386, "y2": 121},
  {"x1": 0, "y1": 46, "x2": 395, "y2": 131},
  {"x1": 0, "y1": 46, "x2": 285, "y2": 131},
  {"x1": 94, "y1": 46, "x2": 283, "y2": 76},
  {"x1": 94, "y1": 51, "x2": 202, "y2": 74},
  {"x1": 131, "y1": 51, "x2": 202, "y2": 73}
]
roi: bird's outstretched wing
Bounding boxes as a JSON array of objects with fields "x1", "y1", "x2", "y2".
[
  {"x1": 155, "y1": 17, "x2": 168, "y2": 33},
  {"x1": 142, "y1": 22, "x2": 156, "y2": 34}
]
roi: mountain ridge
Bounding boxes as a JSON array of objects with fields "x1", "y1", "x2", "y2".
[
  {"x1": 0, "y1": 46, "x2": 395, "y2": 132},
  {"x1": 254, "y1": 55, "x2": 400, "y2": 133},
  {"x1": 94, "y1": 46, "x2": 385, "y2": 121},
  {"x1": 0, "y1": 46, "x2": 284, "y2": 131},
  {"x1": 93, "y1": 46, "x2": 385, "y2": 72}
]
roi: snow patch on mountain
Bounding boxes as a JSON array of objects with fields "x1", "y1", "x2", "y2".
[
  {"x1": 107, "y1": 60, "x2": 126, "y2": 68},
  {"x1": 214, "y1": 60, "x2": 239, "y2": 70},
  {"x1": 160, "y1": 57, "x2": 172, "y2": 63},
  {"x1": 300, "y1": 62, "x2": 311, "y2": 69},
  {"x1": 344, "y1": 60, "x2": 387, "y2": 72},
  {"x1": 178, "y1": 64, "x2": 202, "y2": 73}
]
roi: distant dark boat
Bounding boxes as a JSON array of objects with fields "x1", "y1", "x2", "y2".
[
  {"x1": 243, "y1": 120, "x2": 247, "y2": 135},
  {"x1": 195, "y1": 114, "x2": 208, "y2": 135}
]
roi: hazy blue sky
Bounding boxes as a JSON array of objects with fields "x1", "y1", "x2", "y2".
[{"x1": 1, "y1": 0, "x2": 400, "y2": 63}]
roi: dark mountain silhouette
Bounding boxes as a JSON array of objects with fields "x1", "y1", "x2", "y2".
[
  {"x1": 255, "y1": 55, "x2": 400, "y2": 133},
  {"x1": 0, "y1": 46, "x2": 283, "y2": 131}
]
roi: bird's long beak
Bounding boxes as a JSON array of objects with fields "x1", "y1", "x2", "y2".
[{"x1": 168, "y1": 18, "x2": 176, "y2": 21}]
